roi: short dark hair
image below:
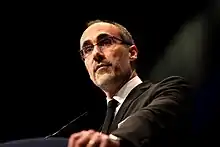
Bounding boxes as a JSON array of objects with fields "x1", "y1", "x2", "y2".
[{"x1": 86, "y1": 19, "x2": 135, "y2": 46}]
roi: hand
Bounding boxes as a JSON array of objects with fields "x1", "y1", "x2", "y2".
[{"x1": 68, "y1": 129, "x2": 120, "y2": 147}]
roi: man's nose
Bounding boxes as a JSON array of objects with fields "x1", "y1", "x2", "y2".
[{"x1": 92, "y1": 46, "x2": 105, "y2": 62}]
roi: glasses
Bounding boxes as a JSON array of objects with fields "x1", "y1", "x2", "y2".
[{"x1": 79, "y1": 35, "x2": 132, "y2": 60}]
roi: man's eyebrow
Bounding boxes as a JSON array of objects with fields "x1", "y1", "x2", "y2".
[
  {"x1": 96, "y1": 33, "x2": 110, "y2": 41},
  {"x1": 81, "y1": 33, "x2": 111, "y2": 48},
  {"x1": 82, "y1": 40, "x2": 92, "y2": 48}
]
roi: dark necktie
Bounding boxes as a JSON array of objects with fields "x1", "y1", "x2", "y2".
[{"x1": 101, "y1": 99, "x2": 118, "y2": 134}]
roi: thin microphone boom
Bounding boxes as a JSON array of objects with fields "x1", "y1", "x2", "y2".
[{"x1": 44, "y1": 111, "x2": 88, "y2": 139}]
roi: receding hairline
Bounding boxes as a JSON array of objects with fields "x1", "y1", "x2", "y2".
[
  {"x1": 80, "y1": 22, "x2": 120, "y2": 44},
  {"x1": 80, "y1": 19, "x2": 135, "y2": 45}
]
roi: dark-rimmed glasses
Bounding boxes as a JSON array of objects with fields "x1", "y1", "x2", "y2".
[{"x1": 79, "y1": 35, "x2": 132, "y2": 61}]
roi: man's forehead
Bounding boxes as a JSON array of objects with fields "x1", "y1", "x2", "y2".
[{"x1": 80, "y1": 22, "x2": 120, "y2": 44}]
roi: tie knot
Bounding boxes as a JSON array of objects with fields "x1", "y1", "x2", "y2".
[{"x1": 107, "y1": 99, "x2": 118, "y2": 109}]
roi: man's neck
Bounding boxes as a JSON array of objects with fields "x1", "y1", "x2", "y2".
[{"x1": 104, "y1": 71, "x2": 137, "y2": 98}]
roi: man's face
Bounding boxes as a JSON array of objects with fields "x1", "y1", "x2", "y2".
[{"x1": 80, "y1": 22, "x2": 134, "y2": 89}]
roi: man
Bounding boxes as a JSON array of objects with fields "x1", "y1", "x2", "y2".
[{"x1": 68, "y1": 20, "x2": 193, "y2": 147}]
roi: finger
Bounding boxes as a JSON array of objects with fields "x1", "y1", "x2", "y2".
[
  {"x1": 86, "y1": 132, "x2": 101, "y2": 147},
  {"x1": 75, "y1": 130, "x2": 95, "y2": 147},
  {"x1": 68, "y1": 131, "x2": 83, "y2": 147},
  {"x1": 99, "y1": 134, "x2": 110, "y2": 147},
  {"x1": 68, "y1": 130, "x2": 92, "y2": 147}
]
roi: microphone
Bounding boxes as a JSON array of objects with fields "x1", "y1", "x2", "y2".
[{"x1": 44, "y1": 111, "x2": 88, "y2": 139}]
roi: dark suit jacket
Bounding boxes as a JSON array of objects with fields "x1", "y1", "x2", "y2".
[{"x1": 110, "y1": 76, "x2": 193, "y2": 147}]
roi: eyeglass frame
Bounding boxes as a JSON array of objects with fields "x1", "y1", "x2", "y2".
[{"x1": 79, "y1": 35, "x2": 133, "y2": 61}]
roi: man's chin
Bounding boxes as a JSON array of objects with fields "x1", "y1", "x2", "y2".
[{"x1": 95, "y1": 73, "x2": 114, "y2": 87}]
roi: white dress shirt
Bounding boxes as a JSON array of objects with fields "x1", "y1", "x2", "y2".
[{"x1": 106, "y1": 76, "x2": 143, "y2": 116}]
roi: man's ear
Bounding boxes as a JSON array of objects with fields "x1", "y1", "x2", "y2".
[{"x1": 129, "y1": 45, "x2": 138, "y2": 61}]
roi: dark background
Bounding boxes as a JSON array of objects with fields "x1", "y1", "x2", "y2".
[{"x1": 1, "y1": 0, "x2": 219, "y2": 145}]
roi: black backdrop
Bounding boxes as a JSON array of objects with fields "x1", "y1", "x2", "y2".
[{"x1": 1, "y1": 0, "x2": 219, "y2": 145}]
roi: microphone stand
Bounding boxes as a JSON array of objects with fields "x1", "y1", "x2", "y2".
[{"x1": 44, "y1": 111, "x2": 88, "y2": 139}]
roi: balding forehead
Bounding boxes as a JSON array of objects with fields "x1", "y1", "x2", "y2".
[{"x1": 80, "y1": 22, "x2": 120, "y2": 45}]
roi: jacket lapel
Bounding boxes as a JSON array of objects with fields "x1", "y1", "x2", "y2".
[{"x1": 109, "y1": 81, "x2": 151, "y2": 132}]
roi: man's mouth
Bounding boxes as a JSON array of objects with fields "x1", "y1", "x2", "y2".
[{"x1": 95, "y1": 64, "x2": 111, "y2": 72}]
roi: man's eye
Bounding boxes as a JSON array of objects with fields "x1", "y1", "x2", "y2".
[
  {"x1": 84, "y1": 46, "x2": 93, "y2": 53},
  {"x1": 98, "y1": 38, "x2": 113, "y2": 46}
]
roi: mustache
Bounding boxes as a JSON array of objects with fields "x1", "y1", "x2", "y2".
[{"x1": 94, "y1": 61, "x2": 112, "y2": 72}]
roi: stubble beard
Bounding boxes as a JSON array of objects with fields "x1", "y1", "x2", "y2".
[
  {"x1": 94, "y1": 71, "x2": 130, "y2": 95},
  {"x1": 95, "y1": 71, "x2": 116, "y2": 90},
  {"x1": 92, "y1": 65, "x2": 132, "y2": 94}
]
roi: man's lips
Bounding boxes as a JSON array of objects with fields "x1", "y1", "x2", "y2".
[{"x1": 94, "y1": 64, "x2": 111, "y2": 72}]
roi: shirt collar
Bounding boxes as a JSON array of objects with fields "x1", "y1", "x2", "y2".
[{"x1": 107, "y1": 76, "x2": 143, "y2": 104}]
